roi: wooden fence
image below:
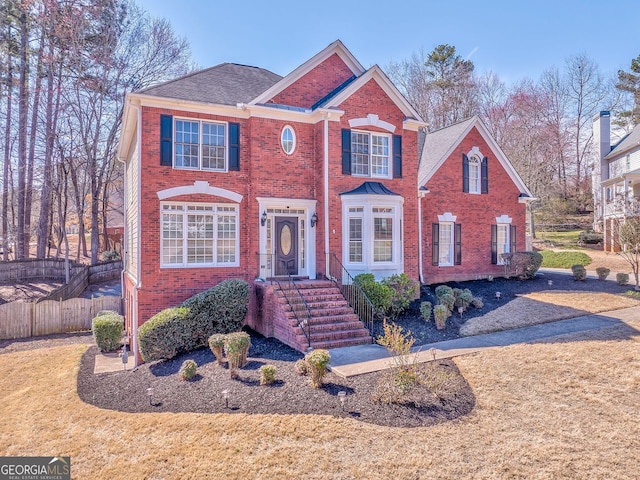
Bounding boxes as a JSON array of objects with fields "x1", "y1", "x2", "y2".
[{"x1": 0, "y1": 296, "x2": 122, "y2": 340}]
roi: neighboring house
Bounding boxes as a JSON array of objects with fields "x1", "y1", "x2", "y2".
[
  {"x1": 418, "y1": 117, "x2": 533, "y2": 284},
  {"x1": 592, "y1": 111, "x2": 640, "y2": 251},
  {"x1": 117, "y1": 40, "x2": 531, "y2": 360}
]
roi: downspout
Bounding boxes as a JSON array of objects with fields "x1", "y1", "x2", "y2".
[
  {"x1": 417, "y1": 190, "x2": 424, "y2": 283},
  {"x1": 324, "y1": 115, "x2": 330, "y2": 277},
  {"x1": 130, "y1": 101, "x2": 143, "y2": 367}
]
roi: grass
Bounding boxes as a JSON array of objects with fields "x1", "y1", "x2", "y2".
[
  {"x1": 537, "y1": 229, "x2": 582, "y2": 247},
  {"x1": 540, "y1": 250, "x2": 592, "y2": 268},
  {"x1": 2, "y1": 321, "x2": 640, "y2": 479}
]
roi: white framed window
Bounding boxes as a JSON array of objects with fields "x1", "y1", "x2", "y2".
[
  {"x1": 351, "y1": 131, "x2": 391, "y2": 178},
  {"x1": 348, "y1": 207, "x2": 363, "y2": 263},
  {"x1": 281, "y1": 125, "x2": 296, "y2": 155},
  {"x1": 161, "y1": 202, "x2": 238, "y2": 267},
  {"x1": 496, "y1": 224, "x2": 509, "y2": 265},
  {"x1": 468, "y1": 155, "x2": 481, "y2": 194},
  {"x1": 373, "y1": 207, "x2": 393, "y2": 262},
  {"x1": 174, "y1": 118, "x2": 227, "y2": 171},
  {"x1": 438, "y1": 222, "x2": 454, "y2": 266}
]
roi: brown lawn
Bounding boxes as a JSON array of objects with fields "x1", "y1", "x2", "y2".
[{"x1": 1, "y1": 320, "x2": 639, "y2": 479}]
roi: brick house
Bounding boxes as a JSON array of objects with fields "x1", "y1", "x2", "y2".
[
  {"x1": 418, "y1": 117, "x2": 533, "y2": 284},
  {"x1": 592, "y1": 111, "x2": 640, "y2": 251},
  {"x1": 117, "y1": 40, "x2": 531, "y2": 360}
]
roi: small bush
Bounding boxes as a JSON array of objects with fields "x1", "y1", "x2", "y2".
[
  {"x1": 454, "y1": 289, "x2": 473, "y2": 311},
  {"x1": 179, "y1": 359, "x2": 197, "y2": 380},
  {"x1": 101, "y1": 249, "x2": 121, "y2": 261},
  {"x1": 440, "y1": 293, "x2": 456, "y2": 312},
  {"x1": 433, "y1": 305, "x2": 449, "y2": 330},
  {"x1": 354, "y1": 273, "x2": 393, "y2": 314},
  {"x1": 377, "y1": 320, "x2": 415, "y2": 357},
  {"x1": 578, "y1": 230, "x2": 603, "y2": 244},
  {"x1": 224, "y1": 331, "x2": 251, "y2": 378},
  {"x1": 208, "y1": 333, "x2": 226, "y2": 365},
  {"x1": 503, "y1": 251, "x2": 543, "y2": 279},
  {"x1": 434, "y1": 285, "x2": 454, "y2": 301},
  {"x1": 540, "y1": 250, "x2": 591, "y2": 269},
  {"x1": 382, "y1": 273, "x2": 419, "y2": 318},
  {"x1": 259, "y1": 365, "x2": 277, "y2": 385},
  {"x1": 617, "y1": 273, "x2": 630, "y2": 286},
  {"x1": 138, "y1": 307, "x2": 191, "y2": 362},
  {"x1": 596, "y1": 267, "x2": 610, "y2": 281},
  {"x1": 305, "y1": 349, "x2": 331, "y2": 388},
  {"x1": 571, "y1": 264, "x2": 587, "y2": 281},
  {"x1": 92, "y1": 312, "x2": 124, "y2": 352},
  {"x1": 294, "y1": 359, "x2": 309, "y2": 376},
  {"x1": 471, "y1": 296, "x2": 484, "y2": 309},
  {"x1": 420, "y1": 301, "x2": 432, "y2": 322}
]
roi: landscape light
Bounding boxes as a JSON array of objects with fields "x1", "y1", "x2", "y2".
[
  {"x1": 146, "y1": 387, "x2": 154, "y2": 406},
  {"x1": 495, "y1": 291, "x2": 501, "y2": 299},
  {"x1": 222, "y1": 389, "x2": 230, "y2": 409},
  {"x1": 337, "y1": 391, "x2": 347, "y2": 411}
]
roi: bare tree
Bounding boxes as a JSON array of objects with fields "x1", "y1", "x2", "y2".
[{"x1": 613, "y1": 216, "x2": 640, "y2": 290}]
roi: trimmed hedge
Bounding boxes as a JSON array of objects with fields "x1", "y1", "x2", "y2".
[
  {"x1": 92, "y1": 311, "x2": 124, "y2": 352},
  {"x1": 137, "y1": 279, "x2": 249, "y2": 362}
]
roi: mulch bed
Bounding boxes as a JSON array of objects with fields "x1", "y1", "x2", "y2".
[
  {"x1": 77, "y1": 331, "x2": 475, "y2": 428},
  {"x1": 386, "y1": 271, "x2": 634, "y2": 346}
]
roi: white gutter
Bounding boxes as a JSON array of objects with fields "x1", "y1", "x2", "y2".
[
  {"x1": 417, "y1": 191, "x2": 424, "y2": 283},
  {"x1": 324, "y1": 115, "x2": 330, "y2": 276}
]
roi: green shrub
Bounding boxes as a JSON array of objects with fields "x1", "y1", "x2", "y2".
[
  {"x1": 138, "y1": 307, "x2": 191, "y2": 362},
  {"x1": 354, "y1": 273, "x2": 393, "y2": 313},
  {"x1": 208, "y1": 333, "x2": 226, "y2": 365},
  {"x1": 433, "y1": 305, "x2": 449, "y2": 330},
  {"x1": 617, "y1": 273, "x2": 629, "y2": 286},
  {"x1": 224, "y1": 331, "x2": 251, "y2": 378},
  {"x1": 420, "y1": 301, "x2": 432, "y2": 322},
  {"x1": 596, "y1": 267, "x2": 610, "y2": 281},
  {"x1": 454, "y1": 288, "x2": 473, "y2": 311},
  {"x1": 578, "y1": 231, "x2": 603, "y2": 244},
  {"x1": 259, "y1": 365, "x2": 277, "y2": 385},
  {"x1": 180, "y1": 278, "x2": 249, "y2": 339},
  {"x1": 92, "y1": 312, "x2": 124, "y2": 352},
  {"x1": 137, "y1": 279, "x2": 249, "y2": 362},
  {"x1": 294, "y1": 359, "x2": 308, "y2": 376},
  {"x1": 382, "y1": 273, "x2": 419, "y2": 318},
  {"x1": 305, "y1": 349, "x2": 331, "y2": 388},
  {"x1": 571, "y1": 264, "x2": 587, "y2": 281},
  {"x1": 440, "y1": 293, "x2": 456, "y2": 312},
  {"x1": 471, "y1": 297, "x2": 484, "y2": 309},
  {"x1": 179, "y1": 359, "x2": 197, "y2": 380},
  {"x1": 504, "y1": 251, "x2": 544, "y2": 279},
  {"x1": 540, "y1": 250, "x2": 591, "y2": 269},
  {"x1": 434, "y1": 285, "x2": 454, "y2": 301}
]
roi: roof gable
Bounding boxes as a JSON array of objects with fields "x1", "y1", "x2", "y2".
[
  {"x1": 606, "y1": 123, "x2": 640, "y2": 160},
  {"x1": 250, "y1": 40, "x2": 365, "y2": 106},
  {"x1": 138, "y1": 63, "x2": 281, "y2": 106},
  {"x1": 418, "y1": 116, "x2": 532, "y2": 196}
]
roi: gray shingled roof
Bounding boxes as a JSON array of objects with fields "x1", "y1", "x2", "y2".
[
  {"x1": 138, "y1": 63, "x2": 282, "y2": 106},
  {"x1": 418, "y1": 117, "x2": 476, "y2": 185},
  {"x1": 606, "y1": 123, "x2": 640, "y2": 160}
]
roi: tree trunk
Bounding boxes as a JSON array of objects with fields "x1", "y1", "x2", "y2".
[
  {"x1": 16, "y1": 8, "x2": 29, "y2": 259},
  {"x1": 2, "y1": 58, "x2": 12, "y2": 261}
]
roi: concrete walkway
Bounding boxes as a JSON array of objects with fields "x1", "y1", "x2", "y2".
[{"x1": 329, "y1": 305, "x2": 640, "y2": 378}]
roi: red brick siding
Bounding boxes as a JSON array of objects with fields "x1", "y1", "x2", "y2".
[
  {"x1": 421, "y1": 127, "x2": 526, "y2": 284},
  {"x1": 270, "y1": 53, "x2": 355, "y2": 109}
]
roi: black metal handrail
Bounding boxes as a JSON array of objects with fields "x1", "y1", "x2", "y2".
[
  {"x1": 327, "y1": 253, "x2": 377, "y2": 336},
  {"x1": 273, "y1": 259, "x2": 312, "y2": 350}
]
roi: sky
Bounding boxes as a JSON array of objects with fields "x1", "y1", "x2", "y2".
[{"x1": 136, "y1": 0, "x2": 639, "y2": 85}]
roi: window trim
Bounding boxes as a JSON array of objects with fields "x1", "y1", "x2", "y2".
[
  {"x1": 468, "y1": 155, "x2": 481, "y2": 194},
  {"x1": 173, "y1": 117, "x2": 229, "y2": 172},
  {"x1": 281, "y1": 125, "x2": 296, "y2": 155},
  {"x1": 351, "y1": 129, "x2": 392, "y2": 179},
  {"x1": 160, "y1": 201, "x2": 239, "y2": 268},
  {"x1": 494, "y1": 214, "x2": 513, "y2": 265},
  {"x1": 438, "y1": 221, "x2": 454, "y2": 266}
]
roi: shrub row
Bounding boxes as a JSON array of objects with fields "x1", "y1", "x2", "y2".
[{"x1": 138, "y1": 279, "x2": 249, "y2": 362}]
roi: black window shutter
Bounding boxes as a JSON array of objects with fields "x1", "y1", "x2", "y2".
[
  {"x1": 160, "y1": 114, "x2": 173, "y2": 166},
  {"x1": 393, "y1": 134, "x2": 402, "y2": 178},
  {"x1": 462, "y1": 154, "x2": 469, "y2": 193},
  {"x1": 481, "y1": 156, "x2": 488, "y2": 194},
  {"x1": 342, "y1": 129, "x2": 351, "y2": 174},
  {"x1": 491, "y1": 224, "x2": 498, "y2": 264},
  {"x1": 455, "y1": 223, "x2": 462, "y2": 265},
  {"x1": 432, "y1": 223, "x2": 439, "y2": 266},
  {"x1": 510, "y1": 225, "x2": 517, "y2": 253},
  {"x1": 229, "y1": 122, "x2": 240, "y2": 171}
]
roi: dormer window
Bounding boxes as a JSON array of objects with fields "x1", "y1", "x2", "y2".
[{"x1": 463, "y1": 148, "x2": 488, "y2": 194}]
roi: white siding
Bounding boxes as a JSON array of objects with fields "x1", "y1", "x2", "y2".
[
  {"x1": 609, "y1": 148, "x2": 640, "y2": 178},
  {"x1": 125, "y1": 141, "x2": 139, "y2": 281}
]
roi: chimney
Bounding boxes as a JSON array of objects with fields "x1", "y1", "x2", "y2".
[{"x1": 593, "y1": 111, "x2": 611, "y2": 181}]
